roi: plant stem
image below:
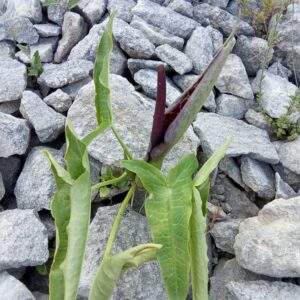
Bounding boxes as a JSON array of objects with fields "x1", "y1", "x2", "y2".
[
  {"x1": 104, "y1": 183, "x2": 136, "y2": 258},
  {"x1": 112, "y1": 126, "x2": 133, "y2": 160},
  {"x1": 91, "y1": 171, "x2": 128, "y2": 190}
]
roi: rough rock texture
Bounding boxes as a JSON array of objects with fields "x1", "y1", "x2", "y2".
[
  {"x1": 273, "y1": 163, "x2": 300, "y2": 192},
  {"x1": 0, "y1": 209, "x2": 48, "y2": 270},
  {"x1": 77, "y1": 0, "x2": 106, "y2": 24},
  {"x1": 108, "y1": 0, "x2": 136, "y2": 23},
  {"x1": 78, "y1": 204, "x2": 167, "y2": 299},
  {"x1": 216, "y1": 94, "x2": 248, "y2": 119},
  {"x1": 235, "y1": 196, "x2": 300, "y2": 277},
  {"x1": 0, "y1": 174, "x2": 4, "y2": 201},
  {"x1": 0, "y1": 157, "x2": 21, "y2": 194},
  {"x1": 43, "y1": 89, "x2": 73, "y2": 113},
  {"x1": 29, "y1": 38, "x2": 57, "y2": 63},
  {"x1": 268, "y1": 60, "x2": 292, "y2": 79},
  {"x1": 275, "y1": 172, "x2": 296, "y2": 199},
  {"x1": 0, "y1": 100, "x2": 20, "y2": 114},
  {"x1": 33, "y1": 23, "x2": 61, "y2": 37},
  {"x1": 61, "y1": 77, "x2": 92, "y2": 99},
  {"x1": 245, "y1": 109, "x2": 271, "y2": 132},
  {"x1": 47, "y1": 0, "x2": 68, "y2": 25},
  {"x1": 14, "y1": 147, "x2": 64, "y2": 211},
  {"x1": 207, "y1": 25, "x2": 223, "y2": 54},
  {"x1": 128, "y1": 58, "x2": 169, "y2": 76}
]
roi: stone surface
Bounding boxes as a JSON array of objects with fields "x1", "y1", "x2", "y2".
[
  {"x1": 268, "y1": 60, "x2": 292, "y2": 80},
  {"x1": 0, "y1": 271, "x2": 35, "y2": 300},
  {"x1": 78, "y1": 204, "x2": 167, "y2": 299},
  {"x1": 47, "y1": 0, "x2": 68, "y2": 25},
  {"x1": 39, "y1": 212, "x2": 55, "y2": 240},
  {"x1": 108, "y1": 0, "x2": 136, "y2": 22},
  {"x1": 0, "y1": 41, "x2": 14, "y2": 58},
  {"x1": 134, "y1": 69, "x2": 181, "y2": 105},
  {"x1": 0, "y1": 112, "x2": 30, "y2": 158},
  {"x1": 32, "y1": 292, "x2": 49, "y2": 300},
  {"x1": 252, "y1": 70, "x2": 298, "y2": 118},
  {"x1": 127, "y1": 58, "x2": 169, "y2": 76},
  {"x1": 61, "y1": 77, "x2": 92, "y2": 99},
  {"x1": 275, "y1": 172, "x2": 296, "y2": 199},
  {"x1": 0, "y1": 209, "x2": 48, "y2": 270},
  {"x1": 54, "y1": 12, "x2": 87, "y2": 63},
  {"x1": 0, "y1": 100, "x2": 20, "y2": 114},
  {"x1": 43, "y1": 89, "x2": 73, "y2": 113},
  {"x1": 77, "y1": 0, "x2": 106, "y2": 24},
  {"x1": 132, "y1": 0, "x2": 198, "y2": 39},
  {"x1": 235, "y1": 196, "x2": 300, "y2": 277},
  {"x1": 201, "y1": 0, "x2": 229, "y2": 8},
  {"x1": 245, "y1": 109, "x2": 271, "y2": 132},
  {"x1": 0, "y1": 157, "x2": 21, "y2": 194},
  {"x1": 168, "y1": 0, "x2": 193, "y2": 17},
  {"x1": 14, "y1": 147, "x2": 64, "y2": 211},
  {"x1": 0, "y1": 59, "x2": 27, "y2": 103},
  {"x1": 0, "y1": 174, "x2": 4, "y2": 201},
  {"x1": 273, "y1": 163, "x2": 300, "y2": 192},
  {"x1": 241, "y1": 156, "x2": 275, "y2": 200},
  {"x1": 216, "y1": 54, "x2": 254, "y2": 100},
  {"x1": 216, "y1": 94, "x2": 248, "y2": 119},
  {"x1": 20, "y1": 91, "x2": 66, "y2": 143},
  {"x1": 34, "y1": 23, "x2": 61, "y2": 37},
  {"x1": 28, "y1": 37, "x2": 57, "y2": 63},
  {"x1": 193, "y1": 113, "x2": 279, "y2": 164},
  {"x1": 207, "y1": 25, "x2": 223, "y2": 54},
  {"x1": 38, "y1": 59, "x2": 93, "y2": 89}
]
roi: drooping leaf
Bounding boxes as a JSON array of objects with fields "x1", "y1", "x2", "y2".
[
  {"x1": 122, "y1": 154, "x2": 199, "y2": 300},
  {"x1": 28, "y1": 50, "x2": 43, "y2": 78}
]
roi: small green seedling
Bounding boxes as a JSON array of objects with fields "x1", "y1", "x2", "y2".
[{"x1": 28, "y1": 50, "x2": 43, "y2": 78}]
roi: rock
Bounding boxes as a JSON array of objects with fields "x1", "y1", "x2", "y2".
[
  {"x1": 132, "y1": 0, "x2": 198, "y2": 39},
  {"x1": 155, "y1": 44, "x2": 193, "y2": 75},
  {"x1": 14, "y1": 146, "x2": 64, "y2": 211},
  {"x1": 78, "y1": 204, "x2": 167, "y2": 299},
  {"x1": 0, "y1": 59, "x2": 27, "y2": 103},
  {"x1": 113, "y1": 18, "x2": 155, "y2": 59},
  {"x1": 77, "y1": 0, "x2": 106, "y2": 25},
  {"x1": 61, "y1": 77, "x2": 92, "y2": 99},
  {"x1": 39, "y1": 212, "x2": 55, "y2": 240},
  {"x1": 201, "y1": 0, "x2": 229, "y2": 8},
  {"x1": 245, "y1": 109, "x2": 271, "y2": 132},
  {"x1": 168, "y1": 0, "x2": 193, "y2": 17},
  {"x1": 38, "y1": 59, "x2": 93, "y2": 89},
  {"x1": 0, "y1": 112, "x2": 30, "y2": 157},
  {"x1": 215, "y1": 54, "x2": 254, "y2": 100},
  {"x1": 225, "y1": 280, "x2": 300, "y2": 300},
  {"x1": 20, "y1": 91, "x2": 66, "y2": 143},
  {"x1": 235, "y1": 196, "x2": 300, "y2": 277},
  {"x1": 268, "y1": 60, "x2": 292, "y2": 80},
  {"x1": 234, "y1": 35, "x2": 270, "y2": 76},
  {"x1": 241, "y1": 156, "x2": 275, "y2": 200},
  {"x1": 32, "y1": 292, "x2": 49, "y2": 300},
  {"x1": 0, "y1": 271, "x2": 35, "y2": 300},
  {"x1": 29, "y1": 37, "x2": 57, "y2": 63},
  {"x1": 216, "y1": 94, "x2": 248, "y2": 119},
  {"x1": 43, "y1": 89, "x2": 73, "y2": 113},
  {"x1": 54, "y1": 12, "x2": 87, "y2": 63},
  {"x1": 0, "y1": 174, "x2": 4, "y2": 201},
  {"x1": 193, "y1": 3, "x2": 254, "y2": 36},
  {"x1": 0, "y1": 41, "x2": 14, "y2": 58},
  {"x1": 127, "y1": 58, "x2": 169, "y2": 76},
  {"x1": 210, "y1": 218, "x2": 243, "y2": 254},
  {"x1": 252, "y1": 70, "x2": 298, "y2": 118},
  {"x1": 34, "y1": 23, "x2": 61, "y2": 37},
  {"x1": 108, "y1": 0, "x2": 135, "y2": 22},
  {"x1": 207, "y1": 25, "x2": 223, "y2": 54},
  {"x1": 134, "y1": 69, "x2": 181, "y2": 105},
  {"x1": 0, "y1": 100, "x2": 20, "y2": 114},
  {"x1": 275, "y1": 172, "x2": 296, "y2": 199},
  {"x1": 47, "y1": 0, "x2": 68, "y2": 25},
  {"x1": 273, "y1": 163, "x2": 300, "y2": 192},
  {"x1": 0, "y1": 209, "x2": 48, "y2": 270},
  {"x1": 193, "y1": 113, "x2": 279, "y2": 164},
  {"x1": 184, "y1": 26, "x2": 214, "y2": 75},
  {"x1": 0, "y1": 157, "x2": 21, "y2": 194},
  {"x1": 130, "y1": 15, "x2": 184, "y2": 50}
]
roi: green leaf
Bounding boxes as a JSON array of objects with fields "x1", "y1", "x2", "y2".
[
  {"x1": 28, "y1": 50, "x2": 43, "y2": 78},
  {"x1": 123, "y1": 154, "x2": 199, "y2": 300},
  {"x1": 100, "y1": 186, "x2": 110, "y2": 197},
  {"x1": 89, "y1": 243, "x2": 161, "y2": 300},
  {"x1": 36, "y1": 264, "x2": 48, "y2": 276},
  {"x1": 198, "y1": 178, "x2": 210, "y2": 216},
  {"x1": 43, "y1": 0, "x2": 58, "y2": 6},
  {"x1": 68, "y1": 0, "x2": 78, "y2": 9}
]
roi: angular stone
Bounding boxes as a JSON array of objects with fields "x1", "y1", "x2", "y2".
[
  {"x1": 14, "y1": 147, "x2": 64, "y2": 211},
  {"x1": 0, "y1": 157, "x2": 21, "y2": 194},
  {"x1": 38, "y1": 59, "x2": 93, "y2": 89},
  {"x1": 134, "y1": 69, "x2": 181, "y2": 105},
  {"x1": 216, "y1": 94, "x2": 248, "y2": 119},
  {"x1": 127, "y1": 58, "x2": 169, "y2": 76},
  {"x1": 0, "y1": 41, "x2": 14, "y2": 58},
  {"x1": 29, "y1": 37, "x2": 57, "y2": 63},
  {"x1": 0, "y1": 59, "x2": 27, "y2": 103},
  {"x1": 273, "y1": 163, "x2": 300, "y2": 192},
  {"x1": 32, "y1": 292, "x2": 49, "y2": 300},
  {"x1": 0, "y1": 100, "x2": 20, "y2": 114},
  {"x1": 43, "y1": 89, "x2": 73, "y2": 113},
  {"x1": 77, "y1": 0, "x2": 106, "y2": 25},
  {"x1": 201, "y1": 0, "x2": 229, "y2": 8},
  {"x1": 241, "y1": 156, "x2": 275, "y2": 199},
  {"x1": 61, "y1": 77, "x2": 92, "y2": 99},
  {"x1": 0, "y1": 112, "x2": 30, "y2": 158},
  {"x1": 235, "y1": 196, "x2": 300, "y2": 277},
  {"x1": 207, "y1": 25, "x2": 223, "y2": 54},
  {"x1": 216, "y1": 54, "x2": 254, "y2": 100},
  {"x1": 54, "y1": 12, "x2": 87, "y2": 63},
  {"x1": 268, "y1": 60, "x2": 292, "y2": 80},
  {"x1": 78, "y1": 204, "x2": 167, "y2": 299},
  {"x1": 47, "y1": 0, "x2": 68, "y2": 25},
  {"x1": 168, "y1": 0, "x2": 193, "y2": 17},
  {"x1": 34, "y1": 23, "x2": 61, "y2": 37},
  {"x1": 252, "y1": 70, "x2": 298, "y2": 118},
  {"x1": 132, "y1": 0, "x2": 198, "y2": 38},
  {"x1": 275, "y1": 172, "x2": 296, "y2": 199},
  {"x1": 108, "y1": 0, "x2": 135, "y2": 22},
  {"x1": 193, "y1": 3, "x2": 254, "y2": 36},
  {"x1": 39, "y1": 212, "x2": 55, "y2": 240},
  {"x1": 245, "y1": 108, "x2": 271, "y2": 132},
  {"x1": 193, "y1": 113, "x2": 279, "y2": 164},
  {"x1": 0, "y1": 209, "x2": 48, "y2": 270},
  {"x1": 0, "y1": 174, "x2": 4, "y2": 201},
  {"x1": 20, "y1": 91, "x2": 65, "y2": 143}
]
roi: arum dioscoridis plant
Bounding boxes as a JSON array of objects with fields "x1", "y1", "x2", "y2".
[{"x1": 45, "y1": 13, "x2": 236, "y2": 300}]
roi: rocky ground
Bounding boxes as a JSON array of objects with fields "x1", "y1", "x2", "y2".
[{"x1": 0, "y1": 0, "x2": 300, "y2": 299}]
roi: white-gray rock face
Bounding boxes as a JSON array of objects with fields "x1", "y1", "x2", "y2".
[
  {"x1": 134, "y1": 69, "x2": 181, "y2": 105},
  {"x1": 108, "y1": 0, "x2": 135, "y2": 22},
  {"x1": 0, "y1": 100, "x2": 19, "y2": 115},
  {"x1": 20, "y1": 91, "x2": 66, "y2": 143},
  {"x1": 216, "y1": 94, "x2": 249, "y2": 119},
  {"x1": 0, "y1": 112, "x2": 30, "y2": 158},
  {"x1": 29, "y1": 37, "x2": 57, "y2": 63},
  {"x1": 78, "y1": 204, "x2": 167, "y2": 299},
  {"x1": 201, "y1": 0, "x2": 229, "y2": 8},
  {"x1": 132, "y1": 0, "x2": 198, "y2": 38},
  {"x1": 47, "y1": 0, "x2": 68, "y2": 25},
  {"x1": 0, "y1": 271, "x2": 35, "y2": 300},
  {"x1": 61, "y1": 77, "x2": 92, "y2": 99},
  {"x1": 43, "y1": 89, "x2": 73, "y2": 113},
  {"x1": 34, "y1": 23, "x2": 61, "y2": 37},
  {"x1": 0, "y1": 209, "x2": 48, "y2": 270},
  {"x1": 128, "y1": 58, "x2": 169, "y2": 76},
  {"x1": 235, "y1": 196, "x2": 300, "y2": 277},
  {"x1": 0, "y1": 59, "x2": 27, "y2": 103},
  {"x1": 275, "y1": 172, "x2": 296, "y2": 199},
  {"x1": 168, "y1": 0, "x2": 193, "y2": 17},
  {"x1": 245, "y1": 109, "x2": 271, "y2": 132},
  {"x1": 14, "y1": 147, "x2": 64, "y2": 211},
  {"x1": 0, "y1": 174, "x2": 4, "y2": 201},
  {"x1": 0, "y1": 157, "x2": 21, "y2": 194},
  {"x1": 241, "y1": 156, "x2": 275, "y2": 200},
  {"x1": 252, "y1": 70, "x2": 298, "y2": 118},
  {"x1": 77, "y1": 0, "x2": 106, "y2": 25},
  {"x1": 0, "y1": 41, "x2": 14, "y2": 58},
  {"x1": 273, "y1": 162, "x2": 300, "y2": 192},
  {"x1": 268, "y1": 60, "x2": 292, "y2": 80},
  {"x1": 193, "y1": 113, "x2": 279, "y2": 164},
  {"x1": 207, "y1": 25, "x2": 223, "y2": 54},
  {"x1": 215, "y1": 54, "x2": 254, "y2": 100}
]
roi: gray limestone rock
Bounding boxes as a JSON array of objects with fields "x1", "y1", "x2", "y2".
[
  {"x1": 128, "y1": 58, "x2": 169, "y2": 76},
  {"x1": 235, "y1": 196, "x2": 300, "y2": 277},
  {"x1": 77, "y1": 0, "x2": 106, "y2": 25},
  {"x1": 39, "y1": 212, "x2": 55, "y2": 241},
  {"x1": 47, "y1": 0, "x2": 68, "y2": 25},
  {"x1": 78, "y1": 204, "x2": 167, "y2": 299},
  {"x1": 215, "y1": 54, "x2": 254, "y2": 100},
  {"x1": 108, "y1": 0, "x2": 135, "y2": 23},
  {"x1": 275, "y1": 172, "x2": 296, "y2": 199},
  {"x1": 0, "y1": 271, "x2": 35, "y2": 300},
  {"x1": 0, "y1": 112, "x2": 30, "y2": 157},
  {"x1": 0, "y1": 100, "x2": 20, "y2": 114},
  {"x1": 0, "y1": 41, "x2": 14, "y2": 58},
  {"x1": 38, "y1": 59, "x2": 93, "y2": 89},
  {"x1": 193, "y1": 113, "x2": 279, "y2": 164},
  {"x1": 268, "y1": 60, "x2": 292, "y2": 79},
  {"x1": 20, "y1": 91, "x2": 66, "y2": 143},
  {"x1": 32, "y1": 292, "x2": 49, "y2": 300},
  {"x1": 61, "y1": 77, "x2": 92, "y2": 99},
  {"x1": 0, "y1": 209, "x2": 48, "y2": 270},
  {"x1": 28, "y1": 37, "x2": 57, "y2": 63},
  {"x1": 168, "y1": 0, "x2": 193, "y2": 17},
  {"x1": 54, "y1": 12, "x2": 87, "y2": 63},
  {"x1": 245, "y1": 109, "x2": 271, "y2": 132},
  {"x1": 34, "y1": 23, "x2": 61, "y2": 37},
  {"x1": 216, "y1": 94, "x2": 248, "y2": 119},
  {"x1": 43, "y1": 89, "x2": 73, "y2": 113},
  {"x1": 201, "y1": 0, "x2": 229, "y2": 8},
  {"x1": 14, "y1": 146, "x2": 64, "y2": 211},
  {"x1": 273, "y1": 163, "x2": 300, "y2": 192},
  {"x1": 132, "y1": 0, "x2": 198, "y2": 38},
  {"x1": 0, "y1": 157, "x2": 21, "y2": 194},
  {"x1": 155, "y1": 44, "x2": 193, "y2": 75},
  {"x1": 241, "y1": 156, "x2": 275, "y2": 200},
  {"x1": 0, "y1": 59, "x2": 27, "y2": 103},
  {"x1": 207, "y1": 25, "x2": 223, "y2": 54},
  {"x1": 0, "y1": 174, "x2": 4, "y2": 201}
]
